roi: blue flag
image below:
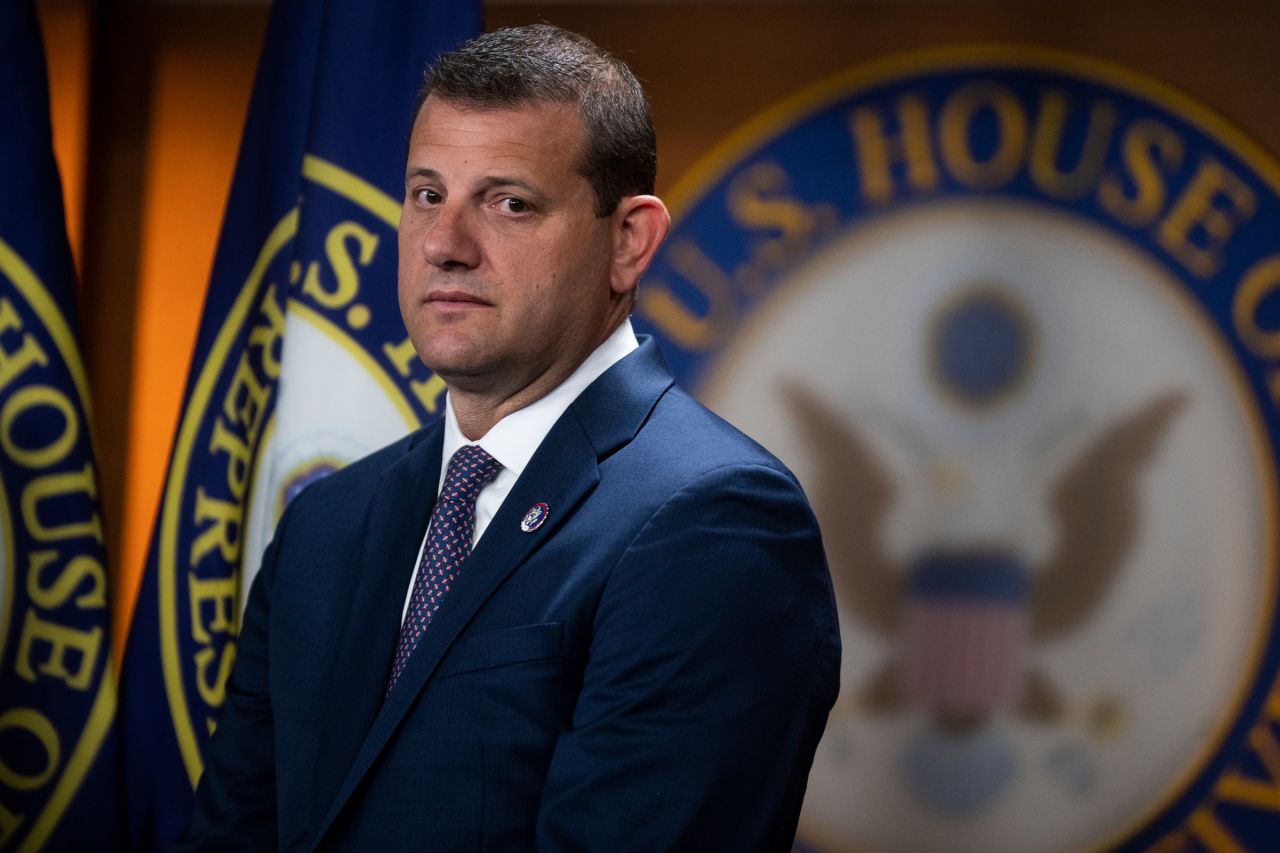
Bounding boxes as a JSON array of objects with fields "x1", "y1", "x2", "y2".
[
  {"x1": 119, "y1": 0, "x2": 480, "y2": 846},
  {"x1": 0, "y1": 2, "x2": 121, "y2": 851}
]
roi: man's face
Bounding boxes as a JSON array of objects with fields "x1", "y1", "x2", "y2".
[{"x1": 398, "y1": 96, "x2": 619, "y2": 400}]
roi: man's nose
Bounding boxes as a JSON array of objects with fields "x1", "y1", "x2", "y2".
[{"x1": 420, "y1": 203, "x2": 481, "y2": 270}]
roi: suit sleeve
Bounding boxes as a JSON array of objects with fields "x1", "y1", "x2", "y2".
[
  {"x1": 169, "y1": 518, "x2": 285, "y2": 851},
  {"x1": 535, "y1": 463, "x2": 842, "y2": 852}
]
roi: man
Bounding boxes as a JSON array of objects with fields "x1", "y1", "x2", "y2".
[{"x1": 178, "y1": 25, "x2": 840, "y2": 852}]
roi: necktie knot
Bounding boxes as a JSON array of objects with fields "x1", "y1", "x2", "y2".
[{"x1": 442, "y1": 444, "x2": 502, "y2": 503}]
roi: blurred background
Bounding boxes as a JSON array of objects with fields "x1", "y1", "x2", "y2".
[
  {"x1": 33, "y1": 0, "x2": 1280, "y2": 645},
  {"x1": 24, "y1": 1, "x2": 1280, "y2": 850}
]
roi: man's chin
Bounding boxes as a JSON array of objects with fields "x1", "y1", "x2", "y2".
[
  {"x1": 413, "y1": 332, "x2": 488, "y2": 371},
  {"x1": 418, "y1": 352, "x2": 496, "y2": 391}
]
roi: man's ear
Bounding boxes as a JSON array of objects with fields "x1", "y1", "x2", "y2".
[{"x1": 610, "y1": 195, "x2": 671, "y2": 295}]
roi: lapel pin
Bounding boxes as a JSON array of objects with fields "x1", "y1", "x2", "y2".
[{"x1": 520, "y1": 502, "x2": 549, "y2": 533}]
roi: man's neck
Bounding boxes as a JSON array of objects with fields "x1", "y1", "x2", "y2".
[
  {"x1": 449, "y1": 364, "x2": 580, "y2": 440},
  {"x1": 447, "y1": 317, "x2": 636, "y2": 440}
]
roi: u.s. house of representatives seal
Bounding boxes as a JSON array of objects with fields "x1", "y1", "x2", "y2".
[
  {"x1": 157, "y1": 156, "x2": 441, "y2": 786},
  {"x1": 0, "y1": 238, "x2": 113, "y2": 852},
  {"x1": 633, "y1": 47, "x2": 1280, "y2": 852}
]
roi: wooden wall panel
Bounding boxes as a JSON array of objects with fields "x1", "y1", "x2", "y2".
[
  {"x1": 37, "y1": 1, "x2": 1280, "y2": 643},
  {"x1": 488, "y1": 3, "x2": 1280, "y2": 202}
]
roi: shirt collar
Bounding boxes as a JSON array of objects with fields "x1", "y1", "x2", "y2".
[{"x1": 441, "y1": 318, "x2": 639, "y2": 483}]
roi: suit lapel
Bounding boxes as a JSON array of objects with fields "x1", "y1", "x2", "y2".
[
  {"x1": 311, "y1": 339, "x2": 675, "y2": 847},
  {"x1": 309, "y1": 425, "x2": 442, "y2": 832}
]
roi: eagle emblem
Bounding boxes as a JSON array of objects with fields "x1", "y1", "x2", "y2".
[
  {"x1": 787, "y1": 380, "x2": 1186, "y2": 815},
  {"x1": 788, "y1": 383, "x2": 1186, "y2": 732}
]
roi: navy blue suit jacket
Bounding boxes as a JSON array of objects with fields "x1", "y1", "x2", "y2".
[{"x1": 177, "y1": 338, "x2": 841, "y2": 851}]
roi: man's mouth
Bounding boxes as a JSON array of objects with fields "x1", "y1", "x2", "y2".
[{"x1": 426, "y1": 290, "x2": 490, "y2": 306}]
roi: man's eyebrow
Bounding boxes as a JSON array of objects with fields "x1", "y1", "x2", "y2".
[
  {"x1": 403, "y1": 170, "x2": 546, "y2": 200},
  {"x1": 476, "y1": 175, "x2": 542, "y2": 196}
]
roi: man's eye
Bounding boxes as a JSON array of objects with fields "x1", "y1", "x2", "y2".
[
  {"x1": 414, "y1": 188, "x2": 442, "y2": 205},
  {"x1": 499, "y1": 197, "x2": 528, "y2": 213}
]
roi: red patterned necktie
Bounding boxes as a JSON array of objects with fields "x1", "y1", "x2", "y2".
[{"x1": 387, "y1": 444, "x2": 502, "y2": 693}]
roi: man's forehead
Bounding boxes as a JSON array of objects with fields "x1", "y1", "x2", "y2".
[
  {"x1": 415, "y1": 95, "x2": 581, "y2": 133},
  {"x1": 408, "y1": 97, "x2": 588, "y2": 178}
]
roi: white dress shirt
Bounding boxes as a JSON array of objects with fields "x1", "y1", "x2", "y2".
[{"x1": 400, "y1": 319, "x2": 639, "y2": 623}]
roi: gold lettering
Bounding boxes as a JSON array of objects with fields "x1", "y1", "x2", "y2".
[
  {"x1": 382, "y1": 337, "x2": 447, "y2": 415},
  {"x1": 0, "y1": 299, "x2": 49, "y2": 395},
  {"x1": 850, "y1": 95, "x2": 938, "y2": 203},
  {"x1": 939, "y1": 82, "x2": 1027, "y2": 190},
  {"x1": 1233, "y1": 256, "x2": 1280, "y2": 359},
  {"x1": 0, "y1": 384, "x2": 77, "y2": 469},
  {"x1": 1158, "y1": 157, "x2": 1257, "y2": 278},
  {"x1": 195, "y1": 643, "x2": 236, "y2": 708},
  {"x1": 1148, "y1": 830, "x2": 1192, "y2": 853},
  {"x1": 1217, "y1": 721, "x2": 1280, "y2": 811},
  {"x1": 189, "y1": 575, "x2": 237, "y2": 645},
  {"x1": 0, "y1": 709, "x2": 59, "y2": 791},
  {"x1": 1029, "y1": 90, "x2": 1116, "y2": 199},
  {"x1": 26, "y1": 550, "x2": 105, "y2": 610},
  {"x1": 21, "y1": 464, "x2": 103, "y2": 544},
  {"x1": 209, "y1": 418, "x2": 252, "y2": 501},
  {"x1": 638, "y1": 241, "x2": 739, "y2": 351},
  {"x1": 190, "y1": 572, "x2": 238, "y2": 709},
  {"x1": 14, "y1": 610, "x2": 101, "y2": 690},
  {"x1": 1174, "y1": 684, "x2": 1280, "y2": 850},
  {"x1": 383, "y1": 336, "x2": 418, "y2": 376},
  {"x1": 728, "y1": 162, "x2": 824, "y2": 267},
  {"x1": 1187, "y1": 806, "x2": 1247, "y2": 853},
  {"x1": 410, "y1": 374, "x2": 445, "y2": 415},
  {"x1": 1098, "y1": 119, "x2": 1184, "y2": 227},
  {"x1": 302, "y1": 221, "x2": 379, "y2": 310},
  {"x1": 0, "y1": 798, "x2": 23, "y2": 846},
  {"x1": 189, "y1": 488, "x2": 241, "y2": 566},
  {"x1": 249, "y1": 284, "x2": 285, "y2": 380},
  {"x1": 1266, "y1": 683, "x2": 1280, "y2": 721},
  {"x1": 222, "y1": 352, "x2": 270, "y2": 445}
]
